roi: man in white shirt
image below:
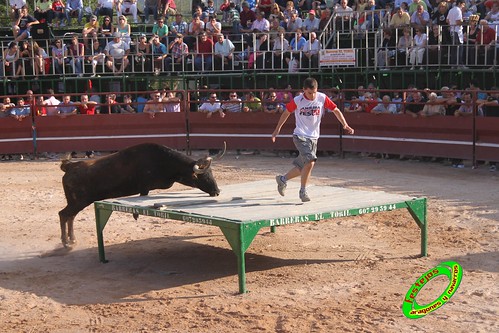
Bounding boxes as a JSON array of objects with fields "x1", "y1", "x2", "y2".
[
  {"x1": 301, "y1": 31, "x2": 320, "y2": 68},
  {"x1": 334, "y1": 0, "x2": 353, "y2": 31},
  {"x1": 199, "y1": 93, "x2": 225, "y2": 118},
  {"x1": 447, "y1": 0, "x2": 466, "y2": 67},
  {"x1": 214, "y1": 33, "x2": 235, "y2": 69},
  {"x1": 96, "y1": 0, "x2": 114, "y2": 18}
]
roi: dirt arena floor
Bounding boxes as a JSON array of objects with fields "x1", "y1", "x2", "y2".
[{"x1": 0, "y1": 151, "x2": 497, "y2": 333}]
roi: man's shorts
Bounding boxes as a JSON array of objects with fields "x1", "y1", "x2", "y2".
[{"x1": 292, "y1": 135, "x2": 318, "y2": 170}]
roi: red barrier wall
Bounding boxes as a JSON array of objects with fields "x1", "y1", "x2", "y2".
[{"x1": 0, "y1": 117, "x2": 34, "y2": 154}]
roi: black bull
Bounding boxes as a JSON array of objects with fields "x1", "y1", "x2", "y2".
[{"x1": 59, "y1": 143, "x2": 224, "y2": 247}]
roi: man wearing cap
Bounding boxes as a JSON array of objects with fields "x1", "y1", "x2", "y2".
[
  {"x1": 302, "y1": 9, "x2": 319, "y2": 34},
  {"x1": 239, "y1": 2, "x2": 256, "y2": 31},
  {"x1": 82, "y1": 15, "x2": 99, "y2": 48},
  {"x1": 65, "y1": 0, "x2": 83, "y2": 25},
  {"x1": 104, "y1": 32, "x2": 130, "y2": 74}
]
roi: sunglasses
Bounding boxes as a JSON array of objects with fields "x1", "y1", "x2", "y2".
[
  {"x1": 210, "y1": 96, "x2": 217, "y2": 98},
  {"x1": 230, "y1": 94, "x2": 237, "y2": 97}
]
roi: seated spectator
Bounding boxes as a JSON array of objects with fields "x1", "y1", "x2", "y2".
[
  {"x1": 318, "y1": 8, "x2": 331, "y2": 31},
  {"x1": 206, "y1": 16, "x2": 222, "y2": 41},
  {"x1": 199, "y1": 93, "x2": 225, "y2": 118},
  {"x1": 34, "y1": 95, "x2": 47, "y2": 115},
  {"x1": 263, "y1": 92, "x2": 285, "y2": 113},
  {"x1": 408, "y1": 27, "x2": 427, "y2": 69},
  {"x1": 165, "y1": 34, "x2": 189, "y2": 72},
  {"x1": 405, "y1": 90, "x2": 426, "y2": 117},
  {"x1": 194, "y1": 32, "x2": 214, "y2": 71},
  {"x1": 301, "y1": 31, "x2": 320, "y2": 69},
  {"x1": 377, "y1": 28, "x2": 396, "y2": 70},
  {"x1": 117, "y1": 94, "x2": 136, "y2": 113},
  {"x1": 116, "y1": 15, "x2": 132, "y2": 46},
  {"x1": 65, "y1": 0, "x2": 83, "y2": 26},
  {"x1": 14, "y1": 6, "x2": 39, "y2": 42},
  {"x1": 143, "y1": 0, "x2": 159, "y2": 24},
  {"x1": 95, "y1": 0, "x2": 114, "y2": 18},
  {"x1": 98, "y1": 15, "x2": 114, "y2": 43},
  {"x1": 76, "y1": 94, "x2": 97, "y2": 114},
  {"x1": 219, "y1": 0, "x2": 230, "y2": 22},
  {"x1": 135, "y1": 93, "x2": 147, "y2": 113},
  {"x1": 243, "y1": 92, "x2": 262, "y2": 112},
  {"x1": 484, "y1": 1, "x2": 499, "y2": 22},
  {"x1": 87, "y1": 38, "x2": 105, "y2": 77},
  {"x1": 410, "y1": 4, "x2": 429, "y2": 28},
  {"x1": 57, "y1": 95, "x2": 78, "y2": 116},
  {"x1": 286, "y1": 28, "x2": 306, "y2": 65},
  {"x1": 205, "y1": 0, "x2": 216, "y2": 16},
  {"x1": 285, "y1": 11, "x2": 302, "y2": 36},
  {"x1": 161, "y1": 0, "x2": 177, "y2": 18},
  {"x1": 133, "y1": 34, "x2": 151, "y2": 72},
  {"x1": 3, "y1": 41, "x2": 23, "y2": 78},
  {"x1": 361, "y1": 91, "x2": 379, "y2": 113},
  {"x1": 475, "y1": 20, "x2": 496, "y2": 66},
  {"x1": 52, "y1": 39, "x2": 70, "y2": 74},
  {"x1": 269, "y1": 3, "x2": 285, "y2": 23},
  {"x1": 419, "y1": 92, "x2": 445, "y2": 117},
  {"x1": 214, "y1": 34, "x2": 235, "y2": 70},
  {"x1": 227, "y1": 2, "x2": 241, "y2": 33},
  {"x1": 372, "y1": 95, "x2": 398, "y2": 114},
  {"x1": 244, "y1": 10, "x2": 270, "y2": 33},
  {"x1": 302, "y1": 10, "x2": 320, "y2": 34},
  {"x1": 68, "y1": 35, "x2": 85, "y2": 75},
  {"x1": 164, "y1": 90, "x2": 181, "y2": 112},
  {"x1": 273, "y1": 26, "x2": 290, "y2": 69},
  {"x1": 478, "y1": 87, "x2": 499, "y2": 117},
  {"x1": 82, "y1": 15, "x2": 99, "y2": 48},
  {"x1": 34, "y1": 0, "x2": 52, "y2": 24},
  {"x1": 9, "y1": 97, "x2": 31, "y2": 121},
  {"x1": 184, "y1": 13, "x2": 204, "y2": 50},
  {"x1": 222, "y1": 92, "x2": 242, "y2": 113},
  {"x1": 150, "y1": 36, "x2": 168, "y2": 74},
  {"x1": 117, "y1": 0, "x2": 138, "y2": 24},
  {"x1": 143, "y1": 91, "x2": 165, "y2": 117},
  {"x1": 104, "y1": 32, "x2": 130, "y2": 74},
  {"x1": 152, "y1": 16, "x2": 169, "y2": 45},
  {"x1": 345, "y1": 96, "x2": 363, "y2": 112},
  {"x1": 51, "y1": 0, "x2": 66, "y2": 27},
  {"x1": 239, "y1": 2, "x2": 256, "y2": 33},
  {"x1": 258, "y1": 0, "x2": 272, "y2": 16},
  {"x1": 396, "y1": 27, "x2": 412, "y2": 66},
  {"x1": 431, "y1": 1, "x2": 451, "y2": 44},
  {"x1": 408, "y1": 0, "x2": 427, "y2": 16},
  {"x1": 454, "y1": 91, "x2": 474, "y2": 117},
  {"x1": 334, "y1": 0, "x2": 354, "y2": 31},
  {"x1": 354, "y1": 0, "x2": 379, "y2": 34},
  {"x1": 43, "y1": 88, "x2": 61, "y2": 116},
  {"x1": 102, "y1": 93, "x2": 120, "y2": 113},
  {"x1": 390, "y1": 6, "x2": 410, "y2": 29},
  {"x1": 427, "y1": 24, "x2": 446, "y2": 65},
  {"x1": 170, "y1": 13, "x2": 188, "y2": 37}
]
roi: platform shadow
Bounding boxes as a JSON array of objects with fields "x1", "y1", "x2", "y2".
[
  {"x1": 441, "y1": 251, "x2": 499, "y2": 273},
  {"x1": 0, "y1": 235, "x2": 353, "y2": 305}
]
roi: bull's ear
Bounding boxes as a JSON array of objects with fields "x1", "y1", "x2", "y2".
[{"x1": 193, "y1": 157, "x2": 212, "y2": 174}]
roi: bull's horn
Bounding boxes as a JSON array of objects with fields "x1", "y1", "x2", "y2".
[
  {"x1": 193, "y1": 157, "x2": 212, "y2": 174},
  {"x1": 213, "y1": 141, "x2": 226, "y2": 160}
]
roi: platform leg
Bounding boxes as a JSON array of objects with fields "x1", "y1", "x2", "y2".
[
  {"x1": 406, "y1": 198, "x2": 427, "y2": 257},
  {"x1": 94, "y1": 204, "x2": 113, "y2": 263},
  {"x1": 220, "y1": 223, "x2": 261, "y2": 293}
]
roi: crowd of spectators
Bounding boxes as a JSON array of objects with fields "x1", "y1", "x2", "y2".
[{"x1": 3, "y1": 0, "x2": 499, "y2": 78}]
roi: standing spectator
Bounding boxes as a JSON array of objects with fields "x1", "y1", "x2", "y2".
[
  {"x1": 68, "y1": 35, "x2": 85, "y2": 75},
  {"x1": 334, "y1": 0, "x2": 354, "y2": 31},
  {"x1": 194, "y1": 32, "x2": 214, "y2": 71},
  {"x1": 199, "y1": 92, "x2": 225, "y2": 118},
  {"x1": 431, "y1": 1, "x2": 451, "y2": 45},
  {"x1": 475, "y1": 20, "x2": 496, "y2": 66},
  {"x1": 227, "y1": 2, "x2": 241, "y2": 34},
  {"x1": 14, "y1": 6, "x2": 39, "y2": 42},
  {"x1": 82, "y1": 15, "x2": 99, "y2": 48},
  {"x1": 2, "y1": 41, "x2": 23, "y2": 78},
  {"x1": 447, "y1": 0, "x2": 467, "y2": 68},
  {"x1": 222, "y1": 92, "x2": 242, "y2": 113},
  {"x1": 104, "y1": 32, "x2": 130, "y2": 74},
  {"x1": 65, "y1": 0, "x2": 83, "y2": 25},
  {"x1": 143, "y1": 0, "x2": 160, "y2": 24},
  {"x1": 408, "y1": 27, "x2": 427, "y2": 69},
  {"x1": 214, "y1": 34, "x2": 235, "y2": 70}
]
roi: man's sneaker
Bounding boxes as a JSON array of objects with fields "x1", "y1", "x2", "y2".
[
  {"x1": 490, "y1": 164, "x2": 497, "y2": 172},
  {"x1": 276, "y1": 175, "x2": 287, "y2": 196},
  {"x1": 299, "y1": 188, "x2": 310, "y2": 202}
]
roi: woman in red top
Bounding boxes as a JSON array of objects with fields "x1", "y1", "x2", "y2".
[{"x1": 51, "y1": 0, "x2": 66, "y2": 27}]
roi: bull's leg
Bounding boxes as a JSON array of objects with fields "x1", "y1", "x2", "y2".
[
  {"x1": 67, "y1": 216, "x2": 76, "y2": 244},
  {"x1": 59, "y1": 213, "x2": 68, "y2": 246},
  {"x1": 59, "y1": 206, "x2": 79, "y2": 247}
]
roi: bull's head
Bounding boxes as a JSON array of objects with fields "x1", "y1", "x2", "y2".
[{"x1": 192, "y1": 142, "x2": 226, "y2": 196}]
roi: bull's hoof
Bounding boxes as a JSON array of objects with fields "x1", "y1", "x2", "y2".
[
  {"x1": 62, "y1": 239, "x2": 77, "y2": 248},
  {"x1": 132, "y1": 212, "x2": 139, "y2": 220}
]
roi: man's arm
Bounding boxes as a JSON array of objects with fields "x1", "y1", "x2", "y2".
[
  {"x1": 271, "y1": 110, "x2": 291, "y2": 142},
  {"x1": 331, "y1": 107, "x2": 354, "y2": 134}
]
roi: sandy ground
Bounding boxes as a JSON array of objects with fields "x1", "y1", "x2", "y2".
[{"x1": 0, "y1": 151, "x2": 497, "y2": 333}]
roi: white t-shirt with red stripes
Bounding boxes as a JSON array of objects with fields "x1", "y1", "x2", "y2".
[{"x1": 285, "y1": 92, "x2": 337, "y2": 139}]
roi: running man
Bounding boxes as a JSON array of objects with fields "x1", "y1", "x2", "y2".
[{"x1": 271, "y1": 78, "x2": 355, "y2": 202}]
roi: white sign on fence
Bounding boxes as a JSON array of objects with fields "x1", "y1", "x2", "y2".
[{"x1": 319, "y1": 49, "x2": 356, "y2": 67}]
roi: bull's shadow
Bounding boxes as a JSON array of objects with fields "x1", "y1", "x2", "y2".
[{"x1": 0, "y1": 235, "x2": 351, "y2": 305}]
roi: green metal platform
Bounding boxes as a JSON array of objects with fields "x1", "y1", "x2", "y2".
[{"x1": 94, "y1": 180, "x2": 427, "y2": 293}]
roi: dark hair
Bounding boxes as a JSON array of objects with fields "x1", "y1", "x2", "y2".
[{"x1": 303, "y1": 77, "x2": 318, "y2": 90}]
